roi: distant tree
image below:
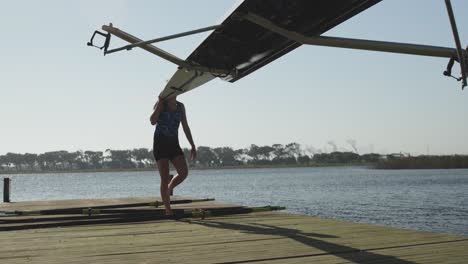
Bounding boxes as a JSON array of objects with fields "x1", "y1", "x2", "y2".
[
  {"x1": 39, "y1": 151, "x2": 68, "y2": 170},
  {"x1": 36, "y1": 153, "x2": 48, "y2": 170},
  {"x1": 106, "y1": 150, "x2": 135, "y2": 169},
  {"x1": 23, "y1": 153, "x2": 38, "y2": 171},
  {"x1": 247, "y1": 144, "x2": 261, "y2": 163},
  {"x1": 257, "y1": 145, "x2": 275, "y2": 161},
  {"x1": 247, "y1": 145, "x2": 275, "y2": 165},
  {"x1": 272, "y1": 144, "x2": 286, "y2": 160},
  {"x1": 271, "y1": 143, "x2": 300, "y2": 164},
  {"x1": 212, "y1": 147, "x2": 239, "y2": 166},
  {"x1": 0, "y1": 154, "x2": 13, "y2": 170},
  {"x1": 233, "y1": 148, "x2": 252, "y2": 164},
  {"x1": 62, "y1": 151, "x2": 81, "y2": 170},
  {"x1": 84, "y1": 151, "x2": 104, "y2": 169},
  {"x1": 312, "y1": 153, "x2": 330, "y2": 163},
  {"x1": 5, "y1": 153, "x2": 23, "y2": 170},
  {"x1": 197, "y1": 146, "x2": 217, "y2": 167},
  {"x1": 285, "y1": 142, "x2": 301, "y2": 158},
  {"x1": 297, "y1": 155, "x2": 311, "y2": 164}
]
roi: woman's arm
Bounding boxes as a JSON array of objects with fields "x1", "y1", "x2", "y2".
[
  {"x1": 180, "y1": 103, "x2": 197, "y2": 160},
  {"x1": 150, "y1": 98, "x2": 163, "y2": 125}
]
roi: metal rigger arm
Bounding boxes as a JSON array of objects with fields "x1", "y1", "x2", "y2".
[{"x1": 87, "y1": 23, "x2": 231, "y2": 77}]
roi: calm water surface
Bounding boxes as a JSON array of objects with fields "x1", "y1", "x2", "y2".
[{"x1": 2, "y1": 167, "x2": 467, "y2": 236}]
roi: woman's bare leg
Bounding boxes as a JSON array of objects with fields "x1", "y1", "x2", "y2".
[
  {"x1": 168, "y1": 155, "x2": 188, "y2": 194},
  {"x1": 157, "y1": 159, "x2": 172, "y2": 215}
]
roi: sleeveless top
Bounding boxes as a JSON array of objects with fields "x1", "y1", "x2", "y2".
[{"x1": 154, "y1": 102, "x2": 182, "y2": 138}]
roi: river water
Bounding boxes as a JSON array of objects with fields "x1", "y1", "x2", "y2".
[{"x1": 1, "y1": 167, "x2": 467, "y2": 236}]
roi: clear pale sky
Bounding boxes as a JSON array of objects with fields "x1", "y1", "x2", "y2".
[{"x1": 1, "y1": 0, "x2": 467, "y2": 155}]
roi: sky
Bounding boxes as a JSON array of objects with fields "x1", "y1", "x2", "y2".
[{"x1": 1, "y1": 0, "x2": 467, "y2": 156}]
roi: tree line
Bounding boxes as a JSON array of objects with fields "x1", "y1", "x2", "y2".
[
  {"x1": 0, "y1": 143, "x2": 384, "y2": 173},
  {"x1": 2, "y1": 144, "x2": 467, "y2": 173}
]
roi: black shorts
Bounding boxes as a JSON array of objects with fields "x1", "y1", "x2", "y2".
[{"x1": 153, "y1": 136, "x2": 184, "y2": 161}]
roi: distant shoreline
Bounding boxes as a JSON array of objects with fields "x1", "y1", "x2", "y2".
[
  {"x1": 3, "y1": 146, "x2": 467, "y2": 175},
  {"x1": 0, "y1": 163, "x2": 370, "y2": 176},
  {"x1": 3, "y1": 162, "x2": 468, "y2": 176}
]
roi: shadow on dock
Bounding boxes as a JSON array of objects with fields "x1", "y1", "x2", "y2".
[{"x1": 185, "y1": 219, "x2": 417, "y2": 264}]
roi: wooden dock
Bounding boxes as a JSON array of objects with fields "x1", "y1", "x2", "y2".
[{"x1": 1, "y1": 197, "x2": 467, "y2": 264}]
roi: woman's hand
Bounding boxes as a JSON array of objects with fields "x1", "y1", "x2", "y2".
[
  {"x1": 190, "y1": 146, "x2": 197, "y2": 161},
  {"x1": 153, "y1": 96, "x2": 165, "y2": 111}
]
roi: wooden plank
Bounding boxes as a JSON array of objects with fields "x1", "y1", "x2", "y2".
[{"x1": 0, "y1": 196, "x2": 215, "y2": 212}]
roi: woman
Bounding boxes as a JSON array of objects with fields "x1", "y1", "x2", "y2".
[{"x1": 150, "y1": 96, "x2": 197, "y2": 216}]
